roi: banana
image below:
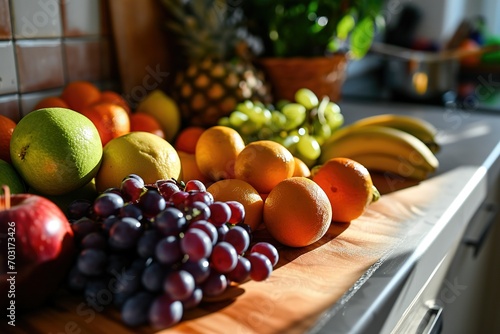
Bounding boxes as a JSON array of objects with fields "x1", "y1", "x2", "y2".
[
  {"x1": 319, "y1": 125, "x2": 439, "y2": 172},
  {"x1": 348, "y1": 153, "x2": 431, "y2": 181},
  {"x1": 349, "y1": 114, "x2": 440, "y2": 153}
]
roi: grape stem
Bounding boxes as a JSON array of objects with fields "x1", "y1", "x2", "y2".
[{"x1": 1, "y1": 185, "x2": 11, "y2": 210}]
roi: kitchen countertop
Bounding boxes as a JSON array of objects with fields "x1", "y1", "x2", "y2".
[
  {"x1": 5, "y1": 100, "x2": 500, "y2": 334},
  {"x1": 311, "y1": 99, "x2": 500, "y2": 333}
]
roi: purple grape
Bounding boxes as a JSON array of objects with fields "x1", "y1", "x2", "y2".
[
  {"x1": 84, "y1": 278, "x2": 109, "y2": 307},
  {"x1": 226, "y1": 201, "x2": 245, "y2": 224},
  {"x1": 125, "y1": 174, "x2": 144, "y2": 182},
  {"x1": 155, "y1": 207, "x2": 187, "y2": 236},
  {"x1": 227, "y1": 256, "x2": 251, "y2": 283},
  {"x1": 157, "y1": 180, "x2": 180, "y2": 200},
  {"x1": 180, "y1": 258, "x2": 210, "y2": 284},
  {"x1": 247, "y1": 252, "x2": 273, "y2": 282},
  {"x1": 187, "y1": 191, "x2": 213, "y2": 206},
  {"x1": 137, "y1": 229, "x2": 162, "y2": 258},
  {"x1": 67, "y1": 199, "x2": 92, "y2": 220},
  {"x1": 119, "y1": 203, "x2": 143, "y2": 220},
  {"x1": 103, "y1": 187, "x2": 122, "y2": 196},
  {"x1": 142, "y1": 262, "x2": 169, "y2": 292},
  {"x1": 114, "y1": 267, "x2": 142, "y2": 296},
  {"x1": 170, "y1": 190, "x2": 189, "y2": 207},
  {"x1": 188, "y1": 220, "x2": 218, "y2": 245},
  {"x1": 184, "y1": 201, "x2": 210, "y2": 222},
  {"x1": 210, "y1": 241, "x2": 238, "y2": 273},
  {"x1": 224, "y1": 225, "x2": 250, "y2": 255},
  {"x1": 102, "y1": 215, "x2": 119, "y2": 234},
  {"x1": 71, "y1": 217, "x2": 101, "y2": 241},
  {"x1": 184, "y1": 180, "x2": 206, "y2": 192},
  {"x1": 217, "y1": 224, "x2": 229, "y2": 241},
  {"x1": 77, "y1": 248, "x2": 107, "y2": 276},
  {"x1": 67, "y1": 265, "x2": 88, "y2": 291},
  {"x1": 93, "y1": 193, "x2": 124, "y2": 218},
  {"x1": 201, "y1": 271, "x2": 228, "y2": 297},
  {"x1": 208, "y1": 201, "x2": 231, "y2": 227},
  {"x1": 155, "y1": 236, "x2": 183, "y2": 265},
  {"x1": 180, "y1": 228, "x2": 212, "y2": 262},
  {"x1": 106, "y1": 254, "x2": 132, "y2": 275},
  {"x1": 120, "y1": 177, "x2": 145, "y2": 202},
  {"x1": 250, "y1": 242, "x2": 279, "y2": 267},
  {"x1": 182, "y1": 287, "x2": 203, "y2": 310},
  {"x1": 163, "y1": 270, "x2": 195, "y2": 301},
  {"x1": 81, "y1": 232, "x2": 107, "y2": 250},
  {"x1": 149, "y1": 294, "x2": 183, "y2": 329},
  {"x1": 121, "y1": 291, "x2": 154, "y2": 327},
  {"x1": 108, "y1": 217, "x2": 143, "y2": 250},
  {"x1": 138, "y1": 189, "x2": 166, "y2": 218}
]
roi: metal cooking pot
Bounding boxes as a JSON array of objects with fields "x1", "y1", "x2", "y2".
[
  {"x1": 386, "y1": 57, "x2": 460, "y2": 101},
  {"x1": 371, "y1": 42, "x2": 500, "y2": 102}
]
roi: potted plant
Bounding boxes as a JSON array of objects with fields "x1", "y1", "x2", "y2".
[{"x1": 240, "y1": 0, "x2": 385, "y2": 102}]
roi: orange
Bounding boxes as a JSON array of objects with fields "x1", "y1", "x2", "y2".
[
  {"x1": 263, "y1": 177, "x2": 332, "y2": 247},
  {"x1": 129, "y1": 113, "x2": 165, "y2": 139},
  {"x1": 95, "y1": 131, "x2": 182, "y2": 193},
  {"x1": 99, "y1": 90, "x2": 131, "y2": 114},
  {"x1": 60, "y1": 81, "x2": 101, "y2": 112},
  {"x1": 80, "y1": 102, "x2": 130, "y2": 146},
  {"x1": 177, "y1": 151, "x2": 211, "y2": 185},
  {"x1": 293, "y1": 156, "x2": 311, "y2": 177},
  {"x1": 174, "y1": 126, "x2": 205, "y2": 154},
  {"x1": 195, "y1": 125, "x2": 245, "y2": 181},
  {"x1": 234, "y1": 140, "x2": 294, "y2": 194},
  {"x1": 312, "y1": 157, "x2": 380, "y2": 223},
  {"x1": 33, "y1": 96, "x2": 69, "y2": 110},
  {"x1": 0, "y1": 115, "x2": 16, "y2": 163},
  {"x1": 207, "y1": 179, "x2": 263, "y2": 230}
]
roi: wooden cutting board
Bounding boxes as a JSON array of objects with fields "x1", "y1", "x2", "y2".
[{"x1": 2, "y1": 192, "x2": 419, "y2": 334}]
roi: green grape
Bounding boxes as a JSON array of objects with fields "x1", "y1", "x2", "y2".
[
  {"x1": 240, "y1": 120, "x2": 259, "y2": 136},
  {"x1": 297, "y1": 135, "x2": 321, "y2": 161},
  {"x1": 327, "y1": 112, "x2": 344, "y2": 131},
  {"x1": 312, "y1": 119, "x2": 332, "y2": 144},
  {"x1": 276, "y1": 99, "x2": 291, "y2": 110},
  {"x1": 229, "y1": 111, "x2": 249, "y2": 127},
  {"x1": 294, "y1": 88, "x2": 319, "y2": 110},
  {"x1": 218, "y1": 117, "x2": 230, "y2": 127},
  {"x1": 258, "y1": 127, "x2": 274, "y2": 140},
  {"x1": 261, "y1": 108, "x2": 272, "y2": 124},
  {"x1": 281, "y1": 103, "x2": 306, "y2": 130},
  {"x1": 236, "y1": 100, "x2": 255, "y2": 114},
  {"x1": 325, "y1": 101, "x2": 341, "y2": 114},
  {"x1": 270, "y1": 111, "x2": 287, "y2": 132},
  {"x1": 281, "y1": 133, "x2": 299, "y2": 154}
]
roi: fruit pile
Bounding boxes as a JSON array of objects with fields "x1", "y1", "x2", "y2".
[
  {"x1": 0, "y1": 78, "x2": 441, "y2": 331},
  {"x1": 67, "y1": 175, "x2": 279, "y2": 329}
]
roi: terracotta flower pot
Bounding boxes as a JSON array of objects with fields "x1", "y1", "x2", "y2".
[{"x1": 257, "y1": 54, "x2": 348, "y2": 102}]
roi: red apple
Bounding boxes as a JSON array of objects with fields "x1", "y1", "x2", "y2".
[{"x1": 0, "y1": 186, "x2": 75, "y2": 312}]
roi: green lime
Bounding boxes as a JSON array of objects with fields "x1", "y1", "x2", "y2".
[
  {"x1": 0, "y1": 159, "x2": 26, "y2": 194},
  {"x1": 10, "y1": 108, "x2": 102, "y2": 196}
]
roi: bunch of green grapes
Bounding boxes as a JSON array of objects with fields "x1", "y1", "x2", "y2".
[{"x1": 218, "y1": 88, "x2": 344, "y2": 166}]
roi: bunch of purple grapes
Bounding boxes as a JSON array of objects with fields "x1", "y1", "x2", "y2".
[{"x1": 66, "y1": 175, "x2": 279, "y2": 330}]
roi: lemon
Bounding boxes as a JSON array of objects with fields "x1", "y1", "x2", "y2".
[
  {"x1": 95, "y1": 131, "x2": 182, "y2": 192},
  {"x1": 136, "y1": 90, "x2": 181, "y2": 143},
  {"x1": 10, "y1": 108, "x2": 102, "y2": 196},
  {"x1": 0, "y1": 159, "x2": 26, "y2": 194}
]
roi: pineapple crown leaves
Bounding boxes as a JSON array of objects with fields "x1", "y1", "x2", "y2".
[{"x1": 160, "y1": 0, "x2": 245, "y2": 61}]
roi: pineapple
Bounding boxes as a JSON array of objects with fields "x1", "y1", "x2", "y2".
[{"x1": 160, "y1": 0, "x2": 272, "y2": 127}]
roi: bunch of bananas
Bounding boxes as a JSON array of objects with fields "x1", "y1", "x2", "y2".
[{"x1": 319, "y1": 114, "x2": 440, "y2": 182}]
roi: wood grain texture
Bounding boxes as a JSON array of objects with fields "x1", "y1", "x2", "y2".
[
  {"x1": 108, "y1": 0, "x2": 173, "y2": 102},
  {"x1": 2, "y1": 194, "x2": 417, "y2": 334}
]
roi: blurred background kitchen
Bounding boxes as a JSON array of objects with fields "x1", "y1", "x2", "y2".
[{"x1": 0, "y1": 0, "x2": 499, "y2": 120}]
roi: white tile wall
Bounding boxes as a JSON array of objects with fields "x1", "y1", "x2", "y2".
[
  {"x1": 11, "y1": 0, "x2": 62, "y2": 39},
  {"x1": 0, "y1": 41, "x2": 18, "y2": 94}
]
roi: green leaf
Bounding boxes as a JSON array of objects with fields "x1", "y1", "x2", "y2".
[
  {"x1": 336, "y1": 13, "x2": 356, "y2": 41},
  {"x1": 350, "y1": 17, "x2": 374, "y2": 59}
]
